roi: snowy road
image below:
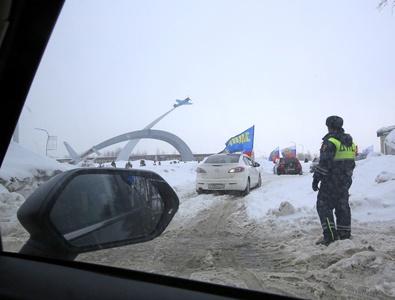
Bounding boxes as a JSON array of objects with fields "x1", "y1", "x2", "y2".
[
  {"x1": 77, "y1": 171, "x2": 395, "y2": 299},
  {"x1": 78, "y1": 190, "x2": 289, "y2": 293}
]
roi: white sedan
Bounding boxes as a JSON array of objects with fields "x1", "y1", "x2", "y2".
[{"x1": 195, "y1": 153, "x2": 261, "y2": 196}]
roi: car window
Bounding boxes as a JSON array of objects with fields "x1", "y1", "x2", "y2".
[
  {"x1": 205, "y1": 156, "x2": 224, "y2": 163},
  {"x1": 243, "y1": 156, "x2": 253, "y2": 166},
  {"x1": 284, "y1": 158, "x2": 297, "y2": 163},
  {"x1": 1, "y1": 1, "x2": 395, "y2": 299},
  {"x1": 205, "y1": 155, "x2": 239, "y2": 164}
]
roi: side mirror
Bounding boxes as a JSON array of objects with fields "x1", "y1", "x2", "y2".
[
  {"x1": 17, "y1": 168, "x2": 179, "y2": 260},
  {"x1": 254, "y1": 162, "x2": 260, "y2": 167}
]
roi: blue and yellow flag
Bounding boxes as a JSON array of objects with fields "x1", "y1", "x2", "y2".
[{"x1": 225, "y1": 126, "x2": 254, "y2": 155}]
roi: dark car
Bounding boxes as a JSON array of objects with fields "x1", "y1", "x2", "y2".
[
  {"x1": 309, "y1": 157, "x2": 320, "y2": 173},
  {"x1": 273, "y1": 157, "x2": 303, "y2": 175}
]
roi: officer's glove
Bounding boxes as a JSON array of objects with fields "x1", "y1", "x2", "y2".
[{"x1": 312, "y1": 179, "x2": 320, "y2": 192}]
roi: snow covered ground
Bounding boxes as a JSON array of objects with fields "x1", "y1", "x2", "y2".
[{"x1": 1, "y1": 142, "x2": 395, "y2": 299}]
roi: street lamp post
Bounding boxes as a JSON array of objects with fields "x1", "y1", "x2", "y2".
[{"x1": 35, "y1": 128, "x2": 49, "y2": 156}]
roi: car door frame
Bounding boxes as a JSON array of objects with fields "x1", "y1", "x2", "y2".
[{"x1": 243, "y1": 155, "x2": 259, "y2": 187}]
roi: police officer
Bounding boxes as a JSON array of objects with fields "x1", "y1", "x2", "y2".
[{"x1": 312, "y1": 116, "x2": 356, "y2": 246}]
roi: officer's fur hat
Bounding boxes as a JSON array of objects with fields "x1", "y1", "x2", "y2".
[{"x1": 326, "y1": 115, "x2": 343, "y2": 129}]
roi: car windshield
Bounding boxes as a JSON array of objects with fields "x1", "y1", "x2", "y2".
[
  {"x1": 205, "y1": 155, "x2": 240, "y2": 164},
  {"x1": 1, "y1": 1, "x2": 395, "y2": 299},
  {"x1": 284, "y1": 158, "x2": 298, "y2": 163}
]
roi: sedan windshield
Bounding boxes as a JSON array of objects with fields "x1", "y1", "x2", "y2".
[{"x1": 205, "y1": 155, "x2": 240, "y2": 164}]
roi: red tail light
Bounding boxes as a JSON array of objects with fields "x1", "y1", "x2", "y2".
[
  {"x1": 229, "y1": 167, "x2": 245, "y2": 173},
  {"x1": 280, "y1": 163, "x2": 284, "y2": 167},
  {"x1": 297, "y1": 163, "x2": 301, "y2": 167},
  {"x1": 196, "y1": 167, "x2": 206, "y2": 174}
]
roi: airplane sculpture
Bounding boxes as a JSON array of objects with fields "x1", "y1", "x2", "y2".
[
  {"x1": 64, "y1": 97, "x2": 193, "y2": 163},
  {"x1": 173, "y1": 97, "x2": 192, "y2": 108}
]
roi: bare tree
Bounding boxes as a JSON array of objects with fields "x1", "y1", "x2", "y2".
[{"x1": 377, "y1": 0, "x2": 395, "y2": 11}]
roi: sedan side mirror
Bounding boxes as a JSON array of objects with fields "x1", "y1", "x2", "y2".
[
  {"x1": 17, "y1": 168, "x2": 179, "y2": 261},
  {"x1": 254, "y1": 162, "x2": 260, "y2": 167}
]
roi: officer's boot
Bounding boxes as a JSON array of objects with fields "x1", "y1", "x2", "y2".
[
  {"x1": 315, "y1": 234, "x2": 339, "y2": 246},
  {"x1": 316, "y1": 223, "x2": 339, "y2": 246}
]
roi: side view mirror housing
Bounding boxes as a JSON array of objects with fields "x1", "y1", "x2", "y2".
[
  {"x1": 253, "y1": 162, "x2": 260, "y2": 167},
  {"x1": 17, "y1": 168, "x2": 179, "y2": 261}
]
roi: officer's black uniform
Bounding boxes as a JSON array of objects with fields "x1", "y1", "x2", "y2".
[{"x1": 313, "y1": 116, "x2": 356, "y2": 246}]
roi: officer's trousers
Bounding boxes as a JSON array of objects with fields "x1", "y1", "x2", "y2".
[{"x1": 316, "y1": 176, "x2": 352, "y2": 240}]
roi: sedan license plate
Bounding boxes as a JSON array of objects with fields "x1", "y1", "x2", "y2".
[{"x1": 208, "y1": 184, "x2": 225, "y2": 189}]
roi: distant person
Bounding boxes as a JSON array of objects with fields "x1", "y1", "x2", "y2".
[{"x1": 312, "y1": 116, "x2": 356, "y2": 246}]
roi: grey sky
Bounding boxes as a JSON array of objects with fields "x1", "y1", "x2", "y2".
[{"x1": 19, "y1": 1, "x2": 395, "y2": 158}]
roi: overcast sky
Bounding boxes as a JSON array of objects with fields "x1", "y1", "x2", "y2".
[{"x1": 18, "y1": 0, "x2": 395, "y2": 158}]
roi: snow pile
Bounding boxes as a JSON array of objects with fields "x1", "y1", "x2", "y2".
[
  {"x1": 1, "y1": 143, "x2": 395, "y2": 298},
  {"x1": 0, "y1": 142, "x2": 74, "y2": 181}
]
